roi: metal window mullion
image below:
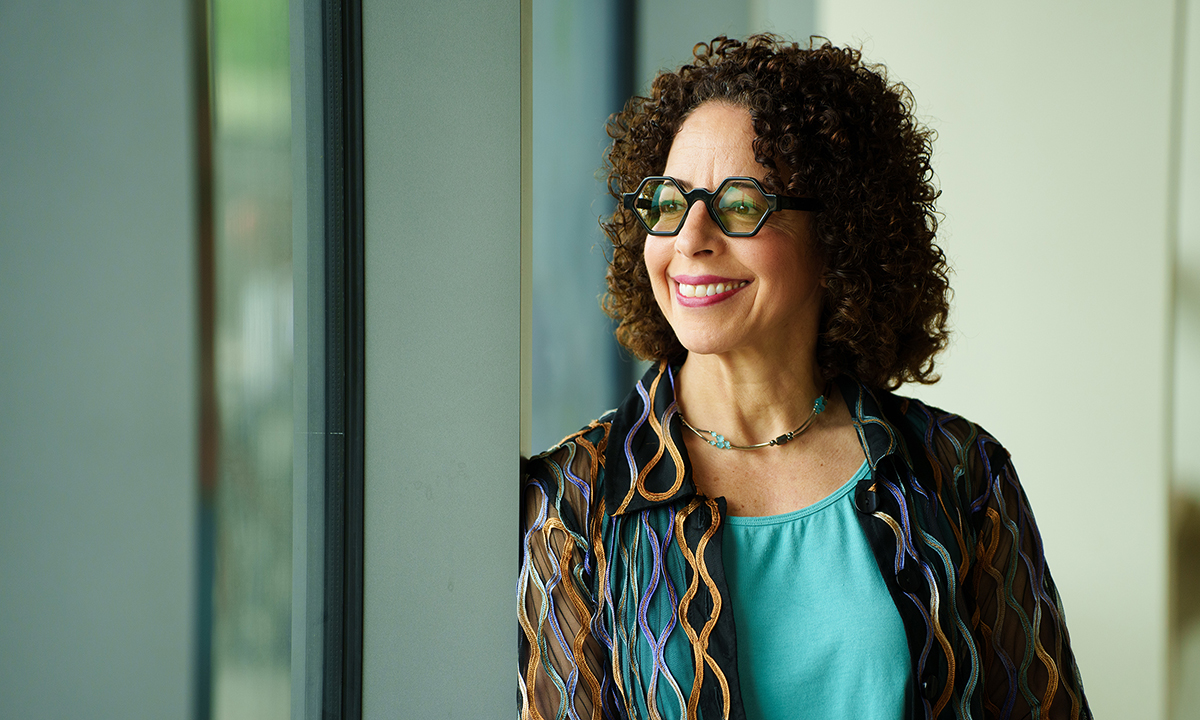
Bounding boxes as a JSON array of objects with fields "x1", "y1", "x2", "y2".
[{"x1": 322, "y1": 0, "x2": 365, "y2": 717}]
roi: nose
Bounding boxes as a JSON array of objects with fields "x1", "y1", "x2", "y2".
[{"x1": 673, "y1": 199, "x2": 724, "y2": 256}]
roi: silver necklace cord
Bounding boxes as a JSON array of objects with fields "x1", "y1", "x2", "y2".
[{"x1": 678, "y1": 385, "x2": 830, "y2": 450}]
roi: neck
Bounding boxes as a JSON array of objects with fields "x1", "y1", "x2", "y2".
[{"x1": 676, "y1": 348, "x2": 825, "y2": 446}]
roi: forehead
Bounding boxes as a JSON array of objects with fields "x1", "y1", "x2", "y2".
[{"x1": 663, "y1": 103, "x2": 761, "y2": 185}]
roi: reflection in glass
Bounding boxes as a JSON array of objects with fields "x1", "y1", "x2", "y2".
[
  {"x1": 208, "y1": 0, "x2": 293, "y2": 717},
  {"x1": 1173, "y1": 3, "x2": 1200, "y2": 717},
  {"x1": 532, "y1": 0, "x2": 634, "y2": 452}
]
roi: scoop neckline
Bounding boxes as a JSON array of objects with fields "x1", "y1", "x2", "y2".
[{"x1": 722, "y1": 459, "x2": 870, "y2": 526}]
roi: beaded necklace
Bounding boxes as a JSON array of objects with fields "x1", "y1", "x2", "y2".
[{"x1": 678, "y1": 387, "x2": 828, "y2": 450}]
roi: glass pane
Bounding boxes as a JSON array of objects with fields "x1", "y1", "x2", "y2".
[
  {"x1": 532, "y1": 0, "x2": 633, "y2": 453},
  {"x1": 208, "y1": 0, "x2": 293, "y2": 717},
  {"x1": 715, "y1": 180, "x2": 768, "y2": 233},
  {"x1": 642, "y1": 178, "x2": 687, "y2": 233},
  {"x1": 1173, "y1": 0, "x2": 1200, "y2": 713}
]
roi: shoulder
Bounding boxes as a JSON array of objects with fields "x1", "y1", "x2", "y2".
[
  {"x1": 854, "y1": 383, "x2": 1014, "y2": 503},
  {"x1": 521, "y1": 413, "x2": 614, "y2": 533},
  {"x1": 526, "y1": 412, "x2": 613, "y2": 482},
  {"x1": 886, "y1": 389, "x2": 1006, "y2": 461}
]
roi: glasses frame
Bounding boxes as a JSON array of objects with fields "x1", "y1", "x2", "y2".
[{"x1": 622, "y1": 175, "x2": 823, "y2": 237}]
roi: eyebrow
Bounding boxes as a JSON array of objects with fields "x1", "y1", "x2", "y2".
[
  {"x1": 667, "y1": 177, "x2": 729, "y2": 193},
  {"x1": 673, "y1": 177, "x2": 696, "y2": 192},
  {"x1": 664, "y1": 176, "x2": 760, "y2": 193}
]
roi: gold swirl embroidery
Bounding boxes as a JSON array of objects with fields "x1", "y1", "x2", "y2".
[
  {"x1": 638, "y1": 363, "x2": 687, "y2": 504},
  {"x1": 673, "y1": 498, "x2": 731, "y2": 720},
  {"x1": 1034, "y1": 608, "x2": 1059, "y2": 714},
  {"x1": 556, "y1": 418, "x2": 607, "y2": 453},
  {"x1": 924, "y1": 432, "x2": 974, "y2": 582},
  {"x1": 923, "y1": 559, "x2": 956, "y2": 716},
  {"x1": 614, "y1": 479, "x2": 639, "y2": 516},
  {"x1": 614, "y1": 366, "x2": 662, "y2": 514},
  {"x1": 873, "y1": 510, "x2": 955, "y2": 715},
  {"x1": 976, "y1": 507, "x2": 1009, "y2": 674},
  {"x1": 590, "y1": 498, "x2": 626, "y2": 709},
  {"x1": 633, "y1": 365, "x2": 672, "y2": 499},
  {"x1": 617, "y1": 362, "x2": 687, "y2": 513},
  {"x1": 517, "y1": 557, "x2": 544, "y2": 720},
  {"x1": 545, "y1": 518, "x2": 604, "y2": 720},
  {"x1": 994, "y1": 479, "x2": 1061, "y2": 714},
  {"x1": 575, "y1": 435, "x2": 601, "y2": 484}
]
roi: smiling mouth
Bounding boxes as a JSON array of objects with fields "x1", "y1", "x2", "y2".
[{"x1": 676, "y1": 280, "x2": 749, "y2": 298}]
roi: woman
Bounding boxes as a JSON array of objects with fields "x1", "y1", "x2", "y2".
[{"x1": 518, "y1": 35, "x2": 1089, "y2": 720}]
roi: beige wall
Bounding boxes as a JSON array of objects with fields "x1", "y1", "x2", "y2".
[{"x1": 816, "y1": 2, "x2": 1176, "y2": 717}]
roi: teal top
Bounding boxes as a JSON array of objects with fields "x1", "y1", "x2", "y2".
[{"x1": 722, "y1": 461, "x2": 910, "y2": 720}]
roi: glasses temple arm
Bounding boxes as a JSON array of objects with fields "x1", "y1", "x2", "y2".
[{"x1": 775, "y1": 196, "x2": 823, "y2": 212}]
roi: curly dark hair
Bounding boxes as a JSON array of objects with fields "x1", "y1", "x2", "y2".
[{"x1": 601, "y1": 34, "x2": 950, "y2": 390}]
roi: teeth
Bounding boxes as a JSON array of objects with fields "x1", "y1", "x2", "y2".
[{"x1": 677, "y1": 281, "x2": 747, "y2": 298}]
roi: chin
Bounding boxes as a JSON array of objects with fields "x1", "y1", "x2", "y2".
[{"x1": 674, "y1": 330, "x2": 742, "y2": 358}]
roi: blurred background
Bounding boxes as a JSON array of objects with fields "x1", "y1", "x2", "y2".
[{"x1": 1, "y1": 0, "x2": 1196, "y2": 718}]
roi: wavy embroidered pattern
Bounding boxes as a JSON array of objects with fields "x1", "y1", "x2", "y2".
[
  {"x1": 518, "y1": 363, "x2": 1089, "y2": 719},
  {"x1": 519, "y1": 372, "x2": 729, "y2": 719}
]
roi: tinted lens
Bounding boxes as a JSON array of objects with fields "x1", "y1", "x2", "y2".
[
  {"x1": 715, "y1": 180, "x2": 769, "y2": 234},
  {"x1": 634, "y1": 178, "x2": 687, "y2": 234}
]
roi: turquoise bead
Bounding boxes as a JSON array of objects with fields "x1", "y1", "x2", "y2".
[{"x1": 708, "y1": 433, "x2": 731, "y2": 449}]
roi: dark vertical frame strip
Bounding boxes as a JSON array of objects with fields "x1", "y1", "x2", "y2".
[
  {"x1": 322, "y1": 0, "x2": 366, "y2": 717},
  {"x1": 342, "y1": 0, "x2": 366, "y2": 713},
  {"x1": 191, "y1": 0, "x2": 217, "y2": 717}
]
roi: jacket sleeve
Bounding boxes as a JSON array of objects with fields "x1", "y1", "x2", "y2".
[
  {"x1": 968, "y1": 435, "x2": 1091, "y2": 719},
  {"x1": 518, "y1": 442, "x2": 616, "y2": 720}
]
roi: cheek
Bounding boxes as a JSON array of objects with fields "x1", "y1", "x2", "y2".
[
  {"x1": 748, "y1": 237, "x2": 822, "y2": 303},
  {"x1": 643, "y1": 240, "x2": 672, "y2": 296}
]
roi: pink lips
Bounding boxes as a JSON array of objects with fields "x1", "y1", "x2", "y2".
[{"x1": 672, "y1": 274, "x2": 750, "y2": 307}]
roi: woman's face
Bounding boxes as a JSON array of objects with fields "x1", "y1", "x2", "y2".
[{"x1": 644, "y1": 102, "x2": 824, "y2": 362}]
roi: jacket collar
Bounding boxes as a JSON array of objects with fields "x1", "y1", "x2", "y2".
[
  {"x1": 833, "y1": 375, "x2": 902, "y2": 473},
  {"x1": 603, "y1": 361, "x2": 905, "y2": 516}
]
